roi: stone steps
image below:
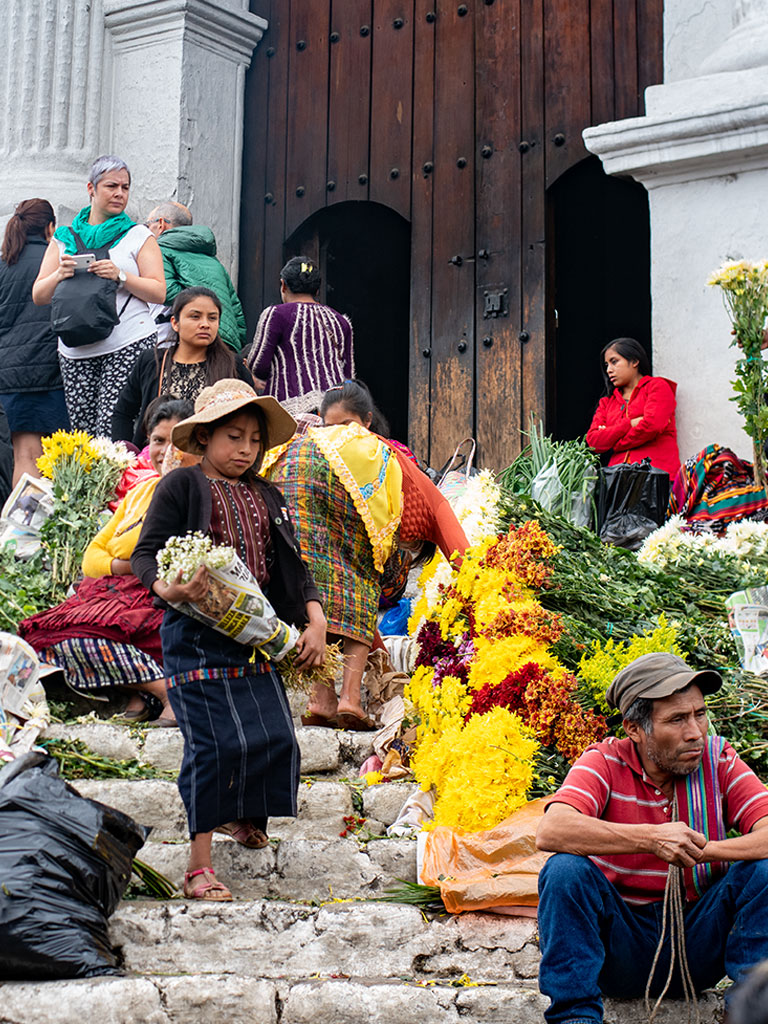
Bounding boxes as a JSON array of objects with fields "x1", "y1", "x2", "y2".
[
  {"x1": 24, "y1": 719, "x2": 724, "y2": 1023},
  {"x1": 43, "y1": 721, "x2": 373, "y2": 779},
  {"x1": 0, "y1": 973, "x2": 723, "y2": 1024},
  {"x1": 69, "y1": 776, "x2": 418, "y2": 842}
]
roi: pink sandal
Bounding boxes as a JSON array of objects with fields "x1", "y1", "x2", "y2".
[
  {"x1": 183, "y1": 867, "x2": 233, "y2": 901},
  {"x1": 214, "y1": 820, "x2": 270, "y2": 849}
]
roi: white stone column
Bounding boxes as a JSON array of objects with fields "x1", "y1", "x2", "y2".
[
  {"x1": 0, "y1": 0, "x2": 107, "y2": 223},
  {"x1": 103, "y1": 0, "x2": 266, "y2": 276},
  {"x1": 1, "y1": 0, "x2": 266, "y2": 277},
  {"x1": 583, "y1": 0, "x2": 768, "y2": 462}
]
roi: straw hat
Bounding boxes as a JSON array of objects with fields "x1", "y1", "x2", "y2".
[{"x1": 171, "y1": 378, "x2": 297, "y2": 455}]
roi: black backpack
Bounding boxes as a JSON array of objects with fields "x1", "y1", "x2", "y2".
[{"x1": 51, "y1": 228, "x2": 133, "y2": 348}]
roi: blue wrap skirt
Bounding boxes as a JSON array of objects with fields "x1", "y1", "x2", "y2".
[{"x1": 161, "y1": 609, "x2": 300, "y2": 836}]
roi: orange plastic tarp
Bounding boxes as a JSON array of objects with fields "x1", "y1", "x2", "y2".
[{"x1": 421, "y1": 797, "x2": 553, "y2": 915}]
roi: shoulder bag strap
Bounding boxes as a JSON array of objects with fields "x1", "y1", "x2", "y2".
[{"x1": 157, "y1": 348, "x2": 170, "y2": 398}]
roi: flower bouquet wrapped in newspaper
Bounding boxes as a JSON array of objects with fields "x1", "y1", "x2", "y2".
[{"x1": 156, "y1": 532, "x2": 299, "y2": 661}]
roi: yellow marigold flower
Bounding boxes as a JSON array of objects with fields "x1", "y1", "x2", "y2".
[{"x1": 364, "y1": 771, "x2": 383, "y2": 786}]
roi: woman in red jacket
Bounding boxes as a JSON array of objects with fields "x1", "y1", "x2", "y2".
[{"x1": 586, "y1": 337, "x2": 681, "y2": 478}]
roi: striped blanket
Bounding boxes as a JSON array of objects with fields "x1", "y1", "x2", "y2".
[{"x1": 668, "y1": 443, "x2": 768, "y2": 530}]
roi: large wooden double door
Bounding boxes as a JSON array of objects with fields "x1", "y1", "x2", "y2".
[{"x1": 241, "y1": 0, "x2": 662, "y2": 468}]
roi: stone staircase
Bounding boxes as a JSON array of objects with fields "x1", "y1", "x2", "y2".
[{"x1": 0, "y1": 718, "x2": 724, "y2": 1023}]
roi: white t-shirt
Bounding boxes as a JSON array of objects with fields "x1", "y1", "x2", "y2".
[{"x1": 56, "y1": 224, "x2": 156, "y2": 360}]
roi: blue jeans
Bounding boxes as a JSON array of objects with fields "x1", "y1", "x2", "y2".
[{"x1": 538, "y1": 853, "x2": 768, "y2": 1023}]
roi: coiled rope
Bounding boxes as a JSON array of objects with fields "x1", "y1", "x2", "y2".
[{"x1": 644, "y1": 793, "x2": 701, "y2": 1024}]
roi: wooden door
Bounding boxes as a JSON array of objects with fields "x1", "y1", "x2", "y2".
[{"x1": 241, "y1": 0, "x2": 664, "y2": 469}]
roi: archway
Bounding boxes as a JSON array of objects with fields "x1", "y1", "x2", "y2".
[
  {"x1": 547, "y1": 156, "x2": 652, "y2": 441},
  {"x1": 284, "y1": 202, "x2": 411, "y2": 442}
]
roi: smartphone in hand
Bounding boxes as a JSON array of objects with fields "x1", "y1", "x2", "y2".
[{"x1": 70, "y1": 253, "x2": 96, "y2": 269}]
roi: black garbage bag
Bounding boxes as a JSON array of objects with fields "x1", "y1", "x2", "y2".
[
  {"x1": 0, "y1": 751, "x2": 148, "y2": 979},
  {"x1": 597, "y1": 459, "x2": 670, "y2": 551}
]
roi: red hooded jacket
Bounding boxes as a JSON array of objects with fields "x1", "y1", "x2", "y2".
[{"x1": 586, "y1": 375, "x2": 681, "y2": 478}]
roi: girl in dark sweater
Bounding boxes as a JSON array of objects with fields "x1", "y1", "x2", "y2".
[
  {"x1": 112, "y1": 287, "x2": 253, "y2": 448},
  {"x1": 132, "y1": 378, "x2": 326, "y2": 900}
]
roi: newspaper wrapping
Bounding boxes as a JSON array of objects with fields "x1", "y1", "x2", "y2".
[
  {"x1": 725, "y1": 586, "x2": 768, "y2": 675},
  {"x1": 0, "y1": 633, "x2": 50, "y2": 758},
  {"x1": 169, "y1": 552, "x2": 299, "y2": 661}
]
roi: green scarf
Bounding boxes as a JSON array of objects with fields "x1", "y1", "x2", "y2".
[{"x1": 54, "y1": 206, "x2": 136, "y2": 255}]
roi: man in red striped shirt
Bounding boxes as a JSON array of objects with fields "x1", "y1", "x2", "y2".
[{"x1": 536, "y1": 652, "x2": 768, "y2": 1024}]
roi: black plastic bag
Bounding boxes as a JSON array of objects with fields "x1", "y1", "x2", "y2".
[
  {"x1": 597, "y1": 459, "x2": 670, "y2": 551},
  {"x1": 0, "y1": 752, "x2": 148, "y2": 979}
]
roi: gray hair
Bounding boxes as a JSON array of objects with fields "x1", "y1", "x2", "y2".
[
  {"x1": 623, "y1": 697, "x2": 655, "y2": 735},
  {"x1": 88, "y1": 155, "x2": 131, "y2": 187},
  {"x1": 150, "y1": 201, "x2": 192, "y2": 227}
]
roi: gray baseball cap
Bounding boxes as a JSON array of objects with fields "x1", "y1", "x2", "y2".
[{"x1": 605, "y1": 652, "x2": 722, "y2": 716}]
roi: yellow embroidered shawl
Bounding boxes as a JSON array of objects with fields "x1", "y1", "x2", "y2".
[{"x1": 262, "y1": 423, "x2": 403, "y2": 572}]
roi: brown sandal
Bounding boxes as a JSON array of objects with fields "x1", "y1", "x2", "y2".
[
  {"x1": 183, "y1": 867, "x2": 233, "y2": 901},
  {"x1": 215, "y1": 820, "x2": 270, "y2": 849}
]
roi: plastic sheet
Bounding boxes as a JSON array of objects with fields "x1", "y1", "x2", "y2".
[
  {"x1": 420, "y1": 797, "x2": 552, "y2": 914},
  {"x1": 0, "y1": 752, "x2": 147, "y2": 979}
]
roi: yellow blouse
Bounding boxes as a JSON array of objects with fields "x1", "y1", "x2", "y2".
[{"x1": 81, "y1": 475, "x2": 160, "y2": 578}]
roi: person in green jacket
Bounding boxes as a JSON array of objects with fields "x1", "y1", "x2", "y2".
[{"x1": 146, "y1": 201, "x2": 246, "y2": 352}]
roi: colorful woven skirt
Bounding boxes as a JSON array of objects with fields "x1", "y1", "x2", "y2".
[
  {"x1": 161, "y1": 610, "x2": 300, "y2": 836},
  {"x1": 267, "y1": 435, "x2": 381, "y2": 644},
  {"x1": 39, "y1": 637, "x2": 163, "y2": 692}
]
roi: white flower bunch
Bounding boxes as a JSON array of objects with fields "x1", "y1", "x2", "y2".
[
  {"x1": 90, "y1": 437, "x2": 137, "y2": 469},
  {"x1": 449, "y1": 469, "x2": 503, "y2": 545},
  {"x1": 156, "y1": 531, "x2": 236, "y2": 584},
  {"x1": 638, "y1": 516, "x2": 768, "y2": 570}
]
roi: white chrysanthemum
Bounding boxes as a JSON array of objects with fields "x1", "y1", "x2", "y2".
[
  {"x1": 90, "y1": 436, "x2": 137, "y2": 469},
  {"x1": 449, "y1": 469, "x2": 502, "y2": 544}
]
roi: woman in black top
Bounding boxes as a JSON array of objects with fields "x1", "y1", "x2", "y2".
[
  {"x1": 0, "y1": 199, "x2": 69, "y2": 483},
  {"x1": 111, "y1": 287, "x2": 253, "y2": 448}
]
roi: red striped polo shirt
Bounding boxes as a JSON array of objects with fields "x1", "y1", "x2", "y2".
[{"x1": 552, "y1": 735, "x2": 768, "y2": 905}]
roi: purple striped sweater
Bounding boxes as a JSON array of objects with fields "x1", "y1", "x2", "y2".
[{"x1": 247, "y1": 301, "x2": 355, "y2": 415}]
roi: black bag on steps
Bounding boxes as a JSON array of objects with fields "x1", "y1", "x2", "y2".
[
  {"x1": 50, "y1": 229, "x2": 132, "y2": 348},
  {"x1": 597, "y1": 459, "x2": 670, "y2": 551},
  {"x1": 0, "y1": 752, "x2": 147, "y2": 979}
]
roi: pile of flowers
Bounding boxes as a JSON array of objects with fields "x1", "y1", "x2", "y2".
[
  {"x1": 638, "y1": 516, "x2": 768, "y2": 575},
  {"x1": 410, "y1": 470, "x2": 503, "y2": 630},
  {"x1": 406, "y1": 521, "x2": 607, "y2": 831}
]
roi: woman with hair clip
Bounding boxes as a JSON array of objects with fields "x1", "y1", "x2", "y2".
[
  {"x1": 586, "y1": 337, "x2": 681, "y2": 478},
  {"x1": 32, "y1": 155, "x2": 166, "y2": 437},
  {"x1": 111, "y1": 286, "x2": 253, "y2": 448},
  {"x1": 0, "y1": 198, "x2": 69, "y2": 483},
  {"x1": 247, "y1": 256, "x2": 355, "y2": 417}
]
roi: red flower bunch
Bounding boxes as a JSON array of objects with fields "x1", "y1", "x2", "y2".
[
  {"x1": 467, "y1": 661, "x2": 545, "y2": 718},
  {"x1": 524, "y1": 670, "x2": 607, "y2": 762},
  {"x1": 480, "y1": 521, "x2": 557, "y2": 589},
  {"x1": 467, "y1": 661, "x2": 607, "y2": 763},
  {"x1": 415, "y1": 620, "x2": 460, "y2": 669}
]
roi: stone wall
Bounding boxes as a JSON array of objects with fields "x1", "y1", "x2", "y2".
[
  {"x1": 585, "y1": 0, "x2": 768, "y2": 463},
  {"x1": 0, "y1": 0, "x2": 266, "y2": 277}
]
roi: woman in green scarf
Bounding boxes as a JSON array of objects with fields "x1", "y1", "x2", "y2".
[{"x1": 33, "y1": 155, "x2": 166, "y2": 437}]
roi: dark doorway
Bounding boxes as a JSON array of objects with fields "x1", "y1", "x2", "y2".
[
  {"x1": 284, "y1": 202, "x2": 411, "y2": 442},
  {"x1": 548, "y1": 156, "x2": 652, "y2": 441}
]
